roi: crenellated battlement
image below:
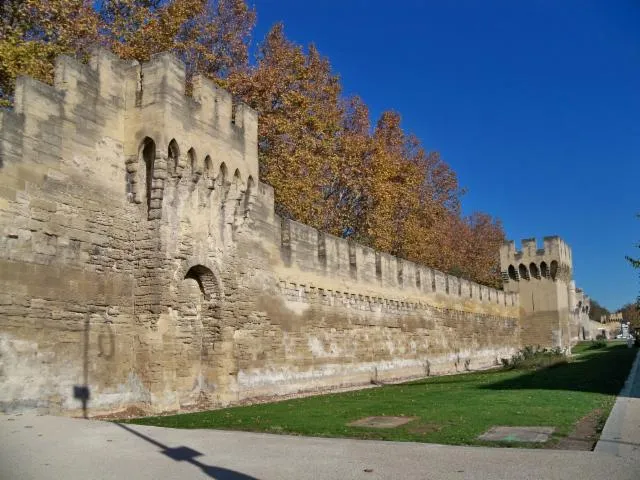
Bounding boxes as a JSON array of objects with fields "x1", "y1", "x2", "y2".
[
  {"x1": 278, "y1": 218, "x2": 518, "y2": 310},
  {"x1": 127, "y1": 52, "x2": 258, "y2": 179},
  {"x1": 501, "y1": 236, "x2": 572, "y2": 264},
  {"x1": 500, "y1": 236, "x2": 572, "y2": 286},
  {"x1": 1, "y1": 49, "x2": 258, "y2": 181},
  {"x1": 1, "y1": 48, "x2": 262, "y2": 240}
]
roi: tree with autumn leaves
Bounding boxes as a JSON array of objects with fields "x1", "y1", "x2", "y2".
[
  {"x1": 0, "y1": 0, "x2": 506, "y2": 287},
  {"x1": 0, "y1": 0, "x2": 255, "y2": 103},
  {"x1": 0, "y1": 0, "x2": 99, "y2": 105}
]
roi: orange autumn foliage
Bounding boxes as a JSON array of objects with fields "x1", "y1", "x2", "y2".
[
  {"x1": 99, "y1": 0, "x2": 255, "y2": 81},
  {"x1": 0, "y1": 0, "x2": 100, "y2": 106},
  {"x1": 227, "y1": 24, "x2": 344, "y2": 230}
]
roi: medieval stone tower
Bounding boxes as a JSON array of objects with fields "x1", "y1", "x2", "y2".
[{"x1": 500, "y1": 237, "x2": 575, "y2": 349}]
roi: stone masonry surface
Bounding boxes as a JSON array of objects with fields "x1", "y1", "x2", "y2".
[{"x1": 0, "y1": 49, "x2": 583, "y2": 416}]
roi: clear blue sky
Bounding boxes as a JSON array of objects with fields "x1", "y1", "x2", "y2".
[{"x1": 250, "y1": 0, "x2": 639, "y2": 311}]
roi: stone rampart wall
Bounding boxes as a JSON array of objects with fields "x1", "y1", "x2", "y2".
[{"x1": 0, "y1": 50, "x2": 520, "y2": 416}]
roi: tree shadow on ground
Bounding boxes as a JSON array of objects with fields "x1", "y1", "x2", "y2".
[
  {"x1": 115, "y1": 423, "x2": 259, "y2": 480},
  {"x1": 481, "y1": 345, "x2": 639, "y2": 397}
]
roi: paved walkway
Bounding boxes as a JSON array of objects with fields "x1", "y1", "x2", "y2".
[
  {"x1": 595, "y1": 348, "x2": 640, "y2": 456},
  {"x1": 1, "y1": 413, "x2": 639, "y2": 480},
  {"x1": 2, "y1": 350, "x2": 640, "y2": 480}
]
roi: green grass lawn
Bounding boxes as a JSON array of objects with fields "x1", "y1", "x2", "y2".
[{"x1": 125, "y1": 343, "x2": 638, "y2": 447}]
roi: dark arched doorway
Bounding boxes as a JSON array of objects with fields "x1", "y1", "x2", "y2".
[{"x1": 179, "y1": 265, "x2": 222, "y2": 360}]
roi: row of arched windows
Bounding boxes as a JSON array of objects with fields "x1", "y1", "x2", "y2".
[
  {"x1": 132, "y1": 137, "x2": 255, "y2": 221},
  {"x1": 576, "y1": 300, "x2": 590, "y2": 315},
  {"x1": 506, "y1": 260, "x2": 559, "y2": 282},
  {"x1": 165, "y1": 138, "x2": 254, "y2": 192}
]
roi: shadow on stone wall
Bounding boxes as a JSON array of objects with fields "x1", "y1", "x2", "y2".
[
  {"x1": 73, "y1": 314, "x2": 91, "y2": 418},
  {"x1": 73, "y1": 311, "x2": 118, "y2": 417}
]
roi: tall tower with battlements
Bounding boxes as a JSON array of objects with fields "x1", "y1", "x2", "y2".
[{"x1": 500, "y1": 236, "x2": 575, "y2": 349}]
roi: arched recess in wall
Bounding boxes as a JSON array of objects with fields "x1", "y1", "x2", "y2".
[
  {"x1": 185, "y1": 265, "x2": 221, "y2": 306},
  {"x1": 529, "y1": 262, "x2": 540, "y2": 279},
  {"x1": 188, "y1": 148, "x2": 200, "y2": 183},
  {"x1": 204, "y1": 155, "x2": 214, "y2": 190},
  {"x1": 228, "y1": 172, "x2": 252, "y2": 236},
  {"x1": 168, "y1": 139, "x2": 180, "y2": 178},
  {"x1": 232, "y1": 169, "x2": 243, "y2": 192},
  {"x1": 508, "y1": 265, "x2": 518, "y2": 281},
  {"x1": 243, "y1": 175, "x2": 256, "y2": 218},
  {"x1": 518, "y1": 263, "x2": 529, "y2": 281},
  {"x1": 184, "y1": 265, "x2": 222, "y2": 321},
  {"x1": 217, "y1": 162, "x2": 229, "y2": 201},
  {"x1": 226, "y1": 168, "x2": 242, "y2": 205},
  {"x1": 228, "y1": 169, "x2": 245, "y2": 232},
  {"x1": 540, "y1": 261, "x2": 549, "y2": 278},
  {"x1": 182, "y1": 265, "x2": 222, "y2": 358},
  {"x1": 140, "y1": 137, "x2": 156, "y2": 215},
  {"x1": 550, "y1": 260, "x2": 559, "y2": 280}
]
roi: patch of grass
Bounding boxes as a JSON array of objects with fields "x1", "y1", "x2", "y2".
[
  {"x1": 125, "y1": 344, "x2": 637, "y2": 447},
  {"x1": 571, "y1": 342, "x2": 595, "y2": 354}
]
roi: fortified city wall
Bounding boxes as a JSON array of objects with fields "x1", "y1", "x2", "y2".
[{"x1": 0, "y1": 50, "x2": 522, "y2": 416}]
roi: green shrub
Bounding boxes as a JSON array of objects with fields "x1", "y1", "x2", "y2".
[
  {"x1": 501, "y1": 346, "x2": 568, "y2": 370},
  {"x1": 589, "y1": 339, "x2": 607, "y2": 349}
]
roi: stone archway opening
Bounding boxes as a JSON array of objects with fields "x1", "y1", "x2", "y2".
[
  {"x1": 529, "y1": 262, "x2": 540, "y2": 279},
  {"x1": 184, "y1": 265, "x2": 222, "y2": 315},
  {"x1": 178, "y1": 265, "x2": 222, "y2": 361},
  {"x1": 518, "y1": 263, "x2": 530, "y2": 281},
  {"x1": 174, "y1": 265, "x2": 224, "y2": 403},
  {"x1": 139, "y1": 137, "x2": 155, "y2": 215},
  {"x1": 508, "y1": 265, "x2": 518, "y2": 282},
  {"x1": 550, "y1": 260, "x2": 559, "y2": 281},
  {"x1": 540, "y1": 261, "x2": 549, "y2": 278},
  {"x1": 168, "y1": 139, "x2": 180, "y2": 178}
]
